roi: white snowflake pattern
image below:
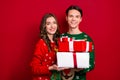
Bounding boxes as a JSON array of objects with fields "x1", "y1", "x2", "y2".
[
  {"x1": 76, "y1": 76, "x2": 79, "y2": 79},
  {"x1": 84, "y1": 35, "x2": 88, "y2": 37}
]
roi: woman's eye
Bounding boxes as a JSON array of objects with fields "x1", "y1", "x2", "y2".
[
  {"x1": 46, "y1": 22, "x2": 50, "y2": 25},
  {"x1": 53, "y1": 21, "x2": 57, "y2": 24}
]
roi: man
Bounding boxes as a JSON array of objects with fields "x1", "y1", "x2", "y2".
[{"x1": 60, "y1": 5, "x2": 95, "y2": 80}]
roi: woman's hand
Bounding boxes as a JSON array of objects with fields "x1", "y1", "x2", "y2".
[
  {"x1": 48, "y1": 64, "x2": 58, "y2": 70},
  {"x1": 57, "y1": 67, "x2": 69, "y2": 71},
  {"x1": 49, "y1": 64, "x2": 69, "y2": 71}
]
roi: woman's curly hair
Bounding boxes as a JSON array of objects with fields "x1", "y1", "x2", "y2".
[{"x1": 40, "y1": 13, "x2": 60, "y2": 51}]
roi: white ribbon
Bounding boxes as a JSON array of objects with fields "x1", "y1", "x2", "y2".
[
  {"x1": 69, "y1": 41, "x2": 74, "y2": 51},
  {"x1": 61, "y1": 37, "x2": 91, "y2": 52},
  {"x1": 86, "y1": 41, "x2": 89, "y2": 52}
]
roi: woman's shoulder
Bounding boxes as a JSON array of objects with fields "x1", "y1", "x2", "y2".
[
  {"x1": 36, "y1": 38, "x2": 46, "y2": 46},
  {"x1": 37, "y1": 38, "x2": 44, "y2": 43}
]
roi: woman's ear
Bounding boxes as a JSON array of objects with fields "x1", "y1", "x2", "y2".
[{"x1": 66, "y1": 16, "x2": 68, "y2": 21}]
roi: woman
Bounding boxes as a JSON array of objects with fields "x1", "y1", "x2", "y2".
[{"x1": 30, "y1": 13, "x2": 60, "y2": 80}]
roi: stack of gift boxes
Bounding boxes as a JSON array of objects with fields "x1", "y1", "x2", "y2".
[{"x1": 56, "y1": 37, "x2": 93, "y2": 68}]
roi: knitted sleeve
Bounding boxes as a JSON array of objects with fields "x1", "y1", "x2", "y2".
[
  {"x1": 30, "y1": 39, "x2": 52, "y2": 75},
  {"x1": 79, "y1": 35, "x2": 95, "y2": 74}
]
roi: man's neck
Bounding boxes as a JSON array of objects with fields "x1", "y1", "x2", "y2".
[{"x1": 68, "y1": 27, "x2": 82, "y2": 34}]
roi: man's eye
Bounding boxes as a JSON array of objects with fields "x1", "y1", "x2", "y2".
[
  {"x1": 69, "y1": 15, "x2": 73, "y2": 17},
  {"x1": 76, "y1": 16, "x2": 80, "y2": 18}
]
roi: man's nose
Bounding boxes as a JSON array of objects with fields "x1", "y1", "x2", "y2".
[{"x1": 72, "y1": 17, "x2": 76, "y2": 20}]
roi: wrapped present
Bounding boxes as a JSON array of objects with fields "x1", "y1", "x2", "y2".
[
  {"x1": 58, "y1": 41, "x2": 92, "y2": 52},
  {"x1": 59, "y1": 37, "x2": 86, "y2": 42},
  {"x1": 57, "y1": 52, "x2": 90, "y2": 68},
  {"x1": 59, "y1": 37, "x2": 73, "y2": 42}
]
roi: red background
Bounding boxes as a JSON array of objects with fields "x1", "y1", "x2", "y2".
[{"x1": 0, "y1": 0, "x2": 120, "y2": 80}]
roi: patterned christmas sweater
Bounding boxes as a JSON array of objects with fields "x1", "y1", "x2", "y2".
[
  {"x1": 30, "y1": 39, "x2": 57, "y2": 80},
  {"x1": 60, "y1": 32, "x2": 95, "y2": 80}
]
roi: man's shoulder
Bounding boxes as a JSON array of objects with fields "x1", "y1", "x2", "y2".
[{"x1": 82, "y1": 32, "x2": 93, "y2": 41}]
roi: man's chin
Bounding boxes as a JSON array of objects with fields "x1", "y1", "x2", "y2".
[{"x1": 69, "y1": 26, "x2": 77, "y2": 29}]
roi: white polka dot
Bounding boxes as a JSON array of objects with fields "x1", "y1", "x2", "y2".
[
  {"x1": 52, "y1": 61, "x2": 54, "y2": 63},
  {"x1": 49, "y1": 57, "x2": 51, "y2": 59},
  {"x1": 45, "y1": 79, "x2": 48, "y2": 80},
  {"x1": 47, "y1": 65, "x2": 49, "y2": 67},
  {"x1": 39, "y1": 77, "x2": 41, "y2": 79},
  {"x1": 46, "y1": 54, "x2": 48, "y2": 56},
  {"x1": 44, "y1": 59, "x2": 47, "y2": 62},
  {"x1": 43, "y1": 43, "x2": 46, "y2": 46}
]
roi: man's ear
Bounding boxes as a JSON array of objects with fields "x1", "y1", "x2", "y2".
[{"x1": 80, "y1": 17, "x2": 82, "y2": 22}]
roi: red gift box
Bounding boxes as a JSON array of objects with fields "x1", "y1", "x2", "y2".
[
  {"x1": 58, "y1": 40, "x2": 92, "y2": 52},
  {"x1": 60, "y1": 37, "x2": 73, "y2": 41}
]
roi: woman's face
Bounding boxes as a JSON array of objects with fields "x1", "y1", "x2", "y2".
[{"x1": 45, "y1": 16, "x2": 57, "y2": 35}]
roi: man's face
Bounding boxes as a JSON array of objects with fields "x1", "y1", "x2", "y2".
[{"x1": 66, "y1": 9, "x2": 82, "y2": 29}]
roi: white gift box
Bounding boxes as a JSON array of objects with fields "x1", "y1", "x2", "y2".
[{"x1": 57, "y1": 52, "x2": 90, "y2": 68}]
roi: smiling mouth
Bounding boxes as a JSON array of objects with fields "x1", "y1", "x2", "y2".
[
  {"x1": 71, "y1": 22, "x2": 77, "y2": 24},
  {"x1": 50, "y1": 29, "x2": 55, "y2": 31}
]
